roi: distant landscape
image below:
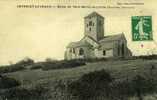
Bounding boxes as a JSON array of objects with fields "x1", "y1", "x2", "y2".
[{"x1": 0, "y1": 55, "x2": 157, "y2": 100}]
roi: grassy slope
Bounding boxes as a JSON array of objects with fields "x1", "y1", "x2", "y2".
[
  {"x1": 3, "y1": 59, "x2": 157, "y2": 100},
  {"x1": 5, "y1": 59, "x2": 157, "y2": 87}
]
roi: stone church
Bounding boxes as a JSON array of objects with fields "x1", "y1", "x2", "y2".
[{"x1": 64, "y1": 12, "x2": 132, "y2": 60}]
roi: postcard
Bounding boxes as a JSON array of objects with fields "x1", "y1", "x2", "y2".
[{"x1": 0, "y1": 0, "x2": 157, "y2": 100}]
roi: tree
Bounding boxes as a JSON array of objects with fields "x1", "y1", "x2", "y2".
[{"x1": 16, "y1": 57, "x2": 34, "y2": 66}]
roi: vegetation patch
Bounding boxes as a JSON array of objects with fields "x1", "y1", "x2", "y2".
[
  {"x1": 30, "y1": 64, "x2": 43, "y2": 70},
  {"x1": 0, "y1": 75, "x2": 20, "y2": 89},
  {"x1": 41, "y1": 59, "x2": 86, "y2": 70},
  {"x1": 0, "y1": 65, "x2": 25, "y2": 74},
  {"x1": 0, "y1": 84, "x2": 49, "y2": 100},
  {"x1": 0, "y1": 58, "x2": 34, "y2": 74},
  {"x1": 67, "y1": 69, "x2": 157, "y2": 100},
  {"x1": 67, "y1": 70, "x2": 113, "y2": 100}
]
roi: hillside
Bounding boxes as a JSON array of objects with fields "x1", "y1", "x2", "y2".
[
  {"x1": 1, "y1": 59, "x2": 157, "y2": 100},
  {"x1": 5, "y1": 59, "x2": 157, "y2": 85}
]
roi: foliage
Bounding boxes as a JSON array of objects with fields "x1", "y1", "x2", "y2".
[
  {"x1": 30, "y1": 64, "x2": 43, "y2": 70},
  {"x1": 0, "y1": 75, "x2": 20, "y2": 89},
  {"x1": 0, "y1": 57, "x2": 34, "y2": 73},
  {"x1": 67, "y1": 68, "x2": 157, "y2": 100},
  {"x1": 45, "y1": 58, "x2": 58, "y2": 63},
  {"x1": 0, "y1": 65, "x2": 25, "y2": 74},
  {"x1": 16, "y1": 57, "x2": 34, "y2": 66},
  {"x1": 42, "y1": 59, "x2": 86, "y2": 70},
  {"x1": 110, "y1": 75, "x2": 157, "y2": 100},
  {"x1": 1, "y1": 84, "x2": 49, "y2": 100},
  {"x1": 67, "y1": 70, "x2": 113, "y2": 100},
  {"x1": 135, "y1": 55, "x2": 157, "y2": 60}
]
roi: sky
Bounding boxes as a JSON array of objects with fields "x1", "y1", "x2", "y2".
[{"x1": 0, "y1": 0, "x2": 157, "y2": 65}]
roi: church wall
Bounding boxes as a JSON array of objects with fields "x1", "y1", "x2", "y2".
[
  {"x1": 64, "y1": 48, "x2": 72, "y2": 60},
  {"x1": 94, "y1": 48, "x2": 113, "y2": 58},
  {"x1": 94, "y1": 42, "x2": 116, "y2": 58},
  {"x1": 65, "y1": 38, "x2": 132, "y2": 60},
  {"x1": 113, "y1": 39, "x2": 132, "y2": 57},
  {"x1": 65, "y1": 46, "x2": 95, "y2": 60}
]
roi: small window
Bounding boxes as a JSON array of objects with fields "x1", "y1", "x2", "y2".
[
  {"x1": 103, "y1": 50, "x2": 106, "y2": 56},
  {"x1": 93, "y1": 23, "x2": 94, "y2": 26},
  {"x1": 122, "y1": 43, "x2": 125, "y2": 56},
  {"x1": 69, "y1": 49, "x2": 72, "y2": 53},
  {"x1": 79, "y1": 48, "x2": 84, "y2": 55},
  {"x1": 89, "y1": 28, "x2": 91, "y2": 31},
  {"x1": 72, "y1": 48, "x2": 75, "y2": 53},
  {"x1": 89, "y1": 21, "x2": 92, "y2": 26},
  {"x1": 87, "y1": 24, "x2": 88, "y2": 27}
]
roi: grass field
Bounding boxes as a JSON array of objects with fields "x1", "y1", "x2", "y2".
[
  {"x1": 5, "y1": 59, "x2": 157, "y2": 85},
  {"x1": 2, "y1": 59, "x2": 157, "y2": 100}
]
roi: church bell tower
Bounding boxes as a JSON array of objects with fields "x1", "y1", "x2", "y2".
[{"x1": 84, "y1": 12, "x2": 104, "y2": 41}]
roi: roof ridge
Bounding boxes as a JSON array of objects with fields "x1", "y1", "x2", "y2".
[
  {"x1": 84, "y1": 12, "x2": 104, "y2": 18},
  {"x1": 99, "y1": 33, "x2": 125, "y2": 42}
]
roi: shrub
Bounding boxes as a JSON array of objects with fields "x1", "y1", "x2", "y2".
[
  {"x1": 1, "y1": 84, "x2": 49, "y2": 100},
  {"x1": 45, "y1": 58, "x2": 58, "y2": 63},
  {"x1": 42, "y1": 59, "x2": 86, "y2": 70},
  {"x1": 135, "y1": 55, "x2": 157, "y2": 60},
  {"x1": 30, "y1": 64, "x2": 43, "y2": 70},
  {"x1": 0, "y1": 65, "x2": 25, "y2": 74},
  {"x1": 131, "y1": 75, "x2": 157, "y2": 100},
  {"x1": 110, "y1": 75, "x2": 157, "y2": 100},
  {"x1": 16, "y1": 57, "x2": 34, "y2": 66},
  {"x1": 0, "y1": 75, "x2": 20, "y2": 89},
  {"x1": 67, "y1": 70, "x2": 113, "y2": 100}
]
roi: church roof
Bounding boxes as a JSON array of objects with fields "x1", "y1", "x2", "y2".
[
  {"x1": 84, "y1": 12, "x2": 104, "y2": 19},
  {"x1": 99, "y1": 34, "x2": 125, "y2": 43},
  {"x1": 67, "y1": 40, "x2": 92, "y2": 48},
  {"x1": 67, "y1": 34, "x2": 126, "y2": 48}
]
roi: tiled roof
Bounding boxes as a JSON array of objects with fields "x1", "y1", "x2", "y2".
[
  {"x1": 67, "y1": 34, "x2": 125, "y2": 48},
  {"x1": 99, "y1": 34, "x2": 125, "y2": 43},
  {"x1": 67, "y1": 40, "x2": 92, "y2": 48}
]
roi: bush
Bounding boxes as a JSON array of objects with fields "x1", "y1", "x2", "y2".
[
  {"x1": 67, "y1": 70, "x2": 157, "y2": 100},
  {"x1": 42, "y1": 59, "x2": 86, "y2": 70},
  {"x1": 0, "y1": 75, "x2": 20, "y2": 89},
  {"x1": 135, "y1": 55, "x2": 157, "y2": 60},
  {"x1": 16, "y1": 57, "x2": 34, "y2": 66},
  {"x1": 1, "y1": 84, "x2": 49, "y2": 100},
  {"x1": 0, "y1": 65, "x2": 25, "y2": 74},
  {"x1": 30, "y1": 64, "x2": 43, "y2": 70},
  {"x1": 131, "y1": 75, "x2": 157, "y2": 100},
  {"x1": 67, "y1": 70, "x2": 113, "y2": 100},
  {"x1": 110, "y1": 75, "x2": 157, "y2": 100}
]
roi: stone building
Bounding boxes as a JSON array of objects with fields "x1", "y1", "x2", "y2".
[{"x1": 64, "y1": 12, "x2": 132, "y2": 60}]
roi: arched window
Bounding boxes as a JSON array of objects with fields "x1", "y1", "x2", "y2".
[
  {"x1": 89, "y1": 28, "x2": 91, "y2": 31},
  {"x1": 121, "y1": 43, "x2": 125, "y2": 56},
  {"x1": 89, "y1": 21, "x2": 92, "y2": 26},
  {"x1": 79, "y1": 48, "x2": 84, "y2": 55},
  {"x1": 69, "y1": 48, "x2": 72, "y2": 53},
  {"x1": 72, "y1": 48, "x2": 75, "y2": 53},
  {"x1": 103, "y1": 50, "x2": 106, "y2": 56},
  {"x1": 118, "y1": 44, "x2": 120, "y2": 56}
]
